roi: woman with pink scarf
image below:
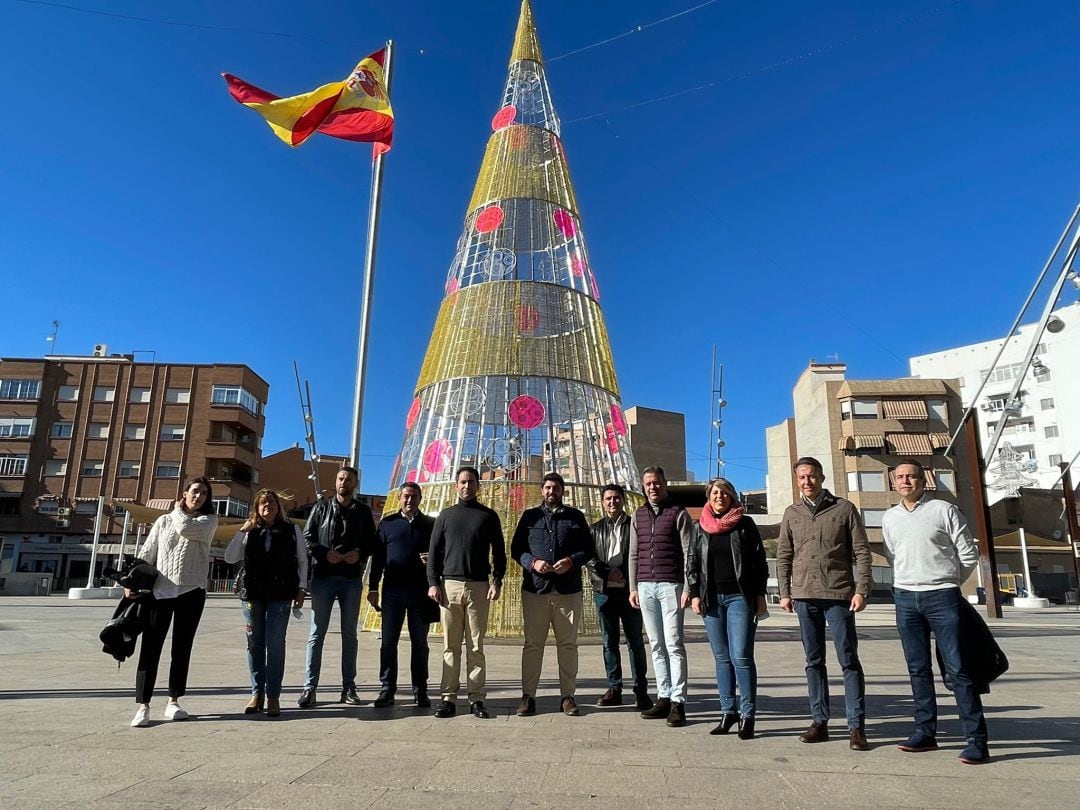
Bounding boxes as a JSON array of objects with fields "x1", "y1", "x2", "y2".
[{"x1": 686, "y1": 478, "x2": 769, "y2": 739}]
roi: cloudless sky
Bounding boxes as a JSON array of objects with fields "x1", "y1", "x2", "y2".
[{"x1": 4, "y1": 0, "x2": 1080, "y2": 492}]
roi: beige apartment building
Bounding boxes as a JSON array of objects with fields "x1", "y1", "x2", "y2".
[
  {"x1": 765, "y1": 362, "x2": 974, "y2": 564},
  {"x1": 0, "y1": 350, "x2": 267, "y2": 586}
]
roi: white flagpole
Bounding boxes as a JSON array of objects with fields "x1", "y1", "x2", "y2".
[{"x1": 349, "y1": 39, "x2": 395, "y2": 488}]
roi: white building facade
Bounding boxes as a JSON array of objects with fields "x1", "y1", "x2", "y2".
[{"x1": 910, "y1": 302, "x2": 1080, "y2": 502}]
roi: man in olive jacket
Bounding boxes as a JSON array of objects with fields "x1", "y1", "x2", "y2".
[{"x1": 776, "y1": 456, "x2": 872, "y2": 751}]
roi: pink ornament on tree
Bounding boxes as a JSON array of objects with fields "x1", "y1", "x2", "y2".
[
  {"x1": 552, "y1": 209, "x2": 576, "y2": 239},
  {"x1": 475, "y1": 205, "x2": 504, "y2": 234},
  {"x1": 517, "y1": 304, "x2": 540, "y2": 332},
  {"x1": 406, "y1": 397, "x2": 422, "y2": 429},
  {"x1": 570, "y1": 253, "x2": 587, "y2": 278},
  {"x1": 492, "y1": 105, "x2": 517, "y2": 130},
  {"x1": 610, "y1": 405, "x2": 627, "y2": 436},
  {"x1": 508, "y1": 395, "x2": 545, "y2": 429},
  {"x1": 422, "y1": 439, "x2": 454, "y2": 474},
  {"x1": 605, "y1": 424, "x2": 619, "y2": 455},
  {"x1": 445, "y1": 277, "x2": 460, "y2": 295}
]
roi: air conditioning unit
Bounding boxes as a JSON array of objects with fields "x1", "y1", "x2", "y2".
[
  {"x1": 56, "y1": 507, "x2": 71, "y2": 516},
  {"x1": 92, "y1": 343, "x2": 109, "y2": 357},
  {"x1": 57, "y1": 519, "x2": 71, "y2": 528}
]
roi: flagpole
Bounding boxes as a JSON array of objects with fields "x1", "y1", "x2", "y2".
[{"x1": 349, "y1": 38, "x2": 394, "y2": 486}]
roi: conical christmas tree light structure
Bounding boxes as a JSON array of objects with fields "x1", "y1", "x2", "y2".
[{"x1": 382, "y1": 0, "x2": 640, "y2": 635}]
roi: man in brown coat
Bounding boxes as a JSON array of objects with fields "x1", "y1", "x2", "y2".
[{"x1": 776, "y1": 456, "x2": 872, "y2": 750}]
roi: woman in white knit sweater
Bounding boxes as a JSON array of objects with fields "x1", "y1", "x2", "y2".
[{"x1": 129, "y1": 476, "x2": 219, "y2": 728}]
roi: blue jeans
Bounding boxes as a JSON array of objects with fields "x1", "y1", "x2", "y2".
[
  {"x1": 894, "y1": 587, "x2": 988, "y2": 744},
  {"x1": 594, "y1": 589, "x2": 649, "y2": 695},
  {"x1": 379, "y1": 586, "x2": 431, "y2": 696},
  {"x1": 305, "y1": 576, "x2": 362, "y2": 690},
  {"x1": 638, "y1": 581, "x2": 687, "y2": 702},
  {"x1": 795, "y1": 598, "x2": 865, "y2": 729},
  {"x1": 242, "y1": 599, "x2": 291, "y2": 699},
  {"x1": 702, "y1": 593, "x2": 758, "y2": 717}
]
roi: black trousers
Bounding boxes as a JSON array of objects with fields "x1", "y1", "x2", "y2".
[{"x1": 135, "y1": 588, "x2": 206, "y2": 704}]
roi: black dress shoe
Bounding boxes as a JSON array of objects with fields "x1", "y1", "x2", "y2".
[
  {"x1": 635, "y1": 693, "x2": 654, "y2": 711},
  {"x1": 597, "y1": 687, "x2": 622, "y2": 706},
  {"x1": 414, "y1": 691, "x2": 431, "y2": 708},
  {"x1": 341, "y1": 686, "x2": 361, "y2": 705},
  {"x1": 516, "y1": 695, "x2": 536, "y2": 717},
  {"x1": 373, "y1": 691, "x2": 395, "y2": 708},
  {"x1": 434, "y1": 700, "x2": 456, "y2": 718},
  {"x1": 665, "y1": 701, "x2": 686, "y2": 727},
  {"x1": 799, "y1": 721, "x2": 829, "y2": 743},
  {"x1": 710, "y1": 713, "x2": 739, "y2": 735},
  {"x1": 640, "y1": 697, "x2": 671, "y2": 719},
  {"x1": 470, "y1": 701, "x2": 490, "y2": 719},
  {"x1": 738, "y1": 717, "x2": 756, "y2": 740},
  {"x1": 296, "y1": 688, "x2": 316, "y2": 709}
]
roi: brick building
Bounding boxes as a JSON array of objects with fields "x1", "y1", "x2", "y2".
[{"x1": 0, "y1": 350, "x2": 267, "y2": 587}]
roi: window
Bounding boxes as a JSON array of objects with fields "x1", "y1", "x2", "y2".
[
  {"x1": 44, "y1": 460, "x2": 67, "y2": 476},
  {"x1": 0, "y1": 418, "x2": 34, "y2": 438},
  {"x1": 86, "y1": 423, "x2": 110, "y2": 439},
  {"x1": 1035, "y1": 368, "x2": 1052, "y2": 383},
  {"x1": 0, "y1": 379, "x2": 41, "y2": 400},
  {"x1": 165, "y1": 388, "x2": 191, "y2": 404},
  {"x1": 81, "y1": 460, "x2": 104, "y2": 477},
  {"x1": 1012, "y1": 444, "x2": 1036, "y2": 460},
  {"x1": 212, "y1": 497, "x2": 250, "y2": 518},
  {"x1": 119, "y1": 461, "x2": 141, "y2": 477},
  {"x1": 1045, "y1": 425, "x2": 1060, "y2": 439},
  {"x1": 75, "y1": 501, "x2": 98, "y2": 515},
  {"x1": 129, "y1": 387, "x2": 152, "y2": 404},
  {"x1": 93, "y1": 386, "x2": 115, "y2": 402},
  {"x1": 927, "y1": 399, "x2": 948, "y2": 421},
  {"x1": 37, "y1": 501, "x2": 59, "y2": 514},
  {"x1": 852, "y1": 399, "x2": 878, "y2": 419},
  {"x1": 57, "y1": 385, "x2": 79, "y2": 401},
  {"x1": 1050, "y1": 454, "x2": 1064, "y2": 466},
  {"x1": 0, "y1": 455, "x2": 29, "y2": 476},
  {"x1": 935, "y1": 470, "x2": 956, "y2": 494},
  {"x1": 1035, "y1": 342, "x2": 1047, "y2": 355},
  {"x1": 847, "y1": 471, "x2": 886, "y2": 492},
  {"x1": 841, "y1": 401, "x2": 851, "y2": 420},
  {"x1": 861, "y1": 508, "x2": 886, "y2": 528},
  {"x1": 1041, "y1": 397, "x2": 1055, "y2": 410},
  {"x1": 123, "y1": 424, "x2": 146, "y2": 440},
  {"x1": 51, "y1": 422, "x2": 73, "y2": 439},
  {"x1": 160, "y1": 425, "x2": 186, "y2": 441},
  {"x1": 0, "y1": 494, "x2": 20, "y2": 517},
  {"x1": 211, "y1": 385, "x2": 261, "y2": 416},
  {"x1": 155, "y1": 464, "x2": 180, "y2": 478},
  {"x1": 980, "y1": 362, "x2": 1025, "y2": 384}
]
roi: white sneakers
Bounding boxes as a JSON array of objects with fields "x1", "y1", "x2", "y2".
[
  {"x1": 163, "y1": 702, "x2": 189, "y2": 721},
  {"x1": 130, "y1": 705, "x2": 150, "y2": 727}
]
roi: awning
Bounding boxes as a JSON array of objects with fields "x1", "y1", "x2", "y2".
[
  {"x1": 886, "y1": 433, "x2": 933, "y2": 455},
  {"x1": 883, "y1": 399, "x2": 929, "y2": 420},
  {"x1": 923, "y1": 469, "x2": 937, "y2": 490},
  {"x1": 929, "y1": 432, "x2": 951, "y2": 449},
  {"x1": 854, "y1": 434, "x2": 885, "y2": 449}
]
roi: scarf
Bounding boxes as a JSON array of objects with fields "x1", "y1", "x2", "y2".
[{"x1": 699, "y1": 503, "x2": 744, "y2": 534}]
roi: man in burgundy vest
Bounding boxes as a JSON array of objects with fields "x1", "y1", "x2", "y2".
[{"x1": 629, "y1": 466, "x2": 694, "y2": 727}]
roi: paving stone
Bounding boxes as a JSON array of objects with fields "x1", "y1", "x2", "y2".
[
  {"x1": 372, "y1": 788, "x2": 516, "y2": 809},
  {"x1": 417, "y1": 760, "x2": 548, "y2": 794},
  {"x1": 296, "y1": 756, "x2": 437, "y2": 789},
  {"x1": 230, "y1": 783, "x2": 386, "y2": 809}
]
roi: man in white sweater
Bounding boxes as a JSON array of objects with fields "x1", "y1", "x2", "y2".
[{"x1": 882, "y1": 460, "x2": 988, "y2": 765}]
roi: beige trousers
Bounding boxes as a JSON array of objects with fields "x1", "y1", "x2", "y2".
[
  {"x1": 440, "y1": 580, "x2": 490, "y2": 703},
  {"x1": 521, "y1": 590, "x2": 581, "y2": 698}
]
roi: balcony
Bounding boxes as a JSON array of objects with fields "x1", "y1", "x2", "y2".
[{"x1": 206, "y1": 459, "x2": 255, "y2": 488}]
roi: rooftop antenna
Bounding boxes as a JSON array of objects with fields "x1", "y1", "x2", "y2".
[
  {"x1": 45, "y1": 320, "x2": 60, "y2": 355},
  {"x1": 293, "y1": 361, "x2": 322, "y2": 503}
]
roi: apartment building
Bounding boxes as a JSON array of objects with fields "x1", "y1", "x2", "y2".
[{"x1": 0, "y1": 348, "x2": 267, "y2": 585}]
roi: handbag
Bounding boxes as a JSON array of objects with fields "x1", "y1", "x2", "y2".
[{"x1": 233, "y1": 564, "x2": 247, "y2": 601}]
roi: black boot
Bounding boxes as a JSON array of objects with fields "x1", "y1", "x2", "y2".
[
  {"x1": 737, "y1": 717, "x2": 756, "y2": 740},
  {"x1": 640, "y1": 697, "x2": 671, "y2": 719},
  {"x1": 710, "y1": 712, "x2": 739, "y2": 735}
]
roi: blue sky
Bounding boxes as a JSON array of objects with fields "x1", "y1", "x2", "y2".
[{"x1": 4, "y1": 0, "x2": 1080, "y2": 492}]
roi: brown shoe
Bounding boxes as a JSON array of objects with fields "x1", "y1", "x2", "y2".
[
  {"x1": 561, "y1": 696, "x2": 580, "y2": 717},
  {"x1": 849, "y1": 728, "x2": 869, "y2": 751},
  {"x1": 799, "y1": 721, "x2": 829, "y2": 743},
  {"x1": 266, "y1": 698, "x2": 280, "y2": 718},
  {"x1": 597, "y1": 687, "x2": 622, "y2": 706},
  {"x1": 244, "y1": 694, "x2": 263, "y2": 715},
  {"x1": 516, "y1": 695, "x2": 536, "y2": 717},
  {"x1": 641, "y1": 697, "x2": 671, "y2": 719}
]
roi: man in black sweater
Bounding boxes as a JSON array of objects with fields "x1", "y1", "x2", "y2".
[
  {"x1": 367, "y1": 481, "x2": 436, "y2": 708},
  {"x1": 426, "y1": 466, "x2": 506, "y2": 719},
  {"x1": 511, "y1": 472, "x2": 592, "y2": 717}
]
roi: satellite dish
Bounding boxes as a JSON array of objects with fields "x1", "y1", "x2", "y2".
[{"x1": 1053, "y1": 530, "x2": 1063, "y2": 539}]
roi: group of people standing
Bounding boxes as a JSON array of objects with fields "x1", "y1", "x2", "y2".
[{"x1": 124, "y1": 456, "x2": 992, "y2": 765}]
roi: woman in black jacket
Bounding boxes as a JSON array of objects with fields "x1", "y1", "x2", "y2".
[
  {"x1": 225, "y1": 490, "x2": 307, "y2": 717},
  {"x1": 687, "y1": 478, "x2": 768, "y2": 739}
]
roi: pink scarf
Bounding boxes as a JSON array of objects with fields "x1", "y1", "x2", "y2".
[{"x1": 699, "y1": 504, "x2": 744, "y2": 534}]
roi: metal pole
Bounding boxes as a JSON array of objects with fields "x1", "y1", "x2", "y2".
[
  {"x1": 944, "y1": 205, "x2": 1080, "y2": 457},
  {"x1": 963, "y1": 410, "x2": 1002, "y2": 619},
  {"x1": 86, "y1": 496, "x2": 105, "y2": 588},
  {"x1": 1060, "y1": 463, "x2": 1080, "y2": 602},
  {"x1": 1018, "y1": 527, "x2": 1035, "y2": 598},
  {"x1": 133, "y1": 524, "x2": 144, "y2": 559},
  {"x1": 118, "y1": 511, "x2": 131, "y2": 566},
  {"x1": 349, "y1": 39, "x2": 395, "y2": 484}
]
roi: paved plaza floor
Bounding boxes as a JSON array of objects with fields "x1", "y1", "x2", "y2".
[{"x1": 1, "y1": 595, "x2": 1079, "y2": 808}]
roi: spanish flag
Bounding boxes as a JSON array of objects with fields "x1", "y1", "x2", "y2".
[{"x1": 224, "y1": 49, "x2": 393, "y2": 153}]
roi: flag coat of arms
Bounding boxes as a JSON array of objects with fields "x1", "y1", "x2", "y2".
[{"x1": 224, "y1": 48, "x2": 393, "y2": 152}]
